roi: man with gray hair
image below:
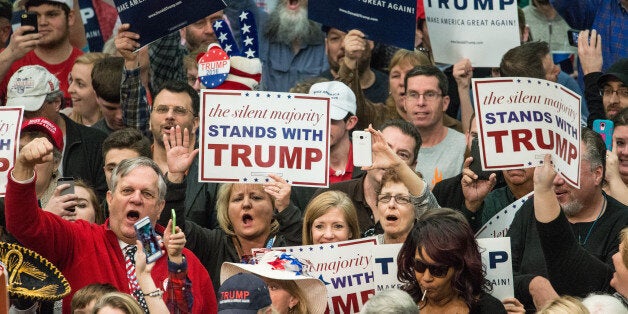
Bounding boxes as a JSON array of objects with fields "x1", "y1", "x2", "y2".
[
  {"x1": 508, "y1": 128, "x2": 628, "y2": 311},
  {"x1": 5, "y1": 139, "x2": 217, "y2": 312},
  {"x1": 5, "y1": 65, "x2": 108, "y2": 200}
]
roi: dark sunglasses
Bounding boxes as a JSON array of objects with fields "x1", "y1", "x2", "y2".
[{"x1": 414, "y1": 259, "x2": 449, "y2": 278}]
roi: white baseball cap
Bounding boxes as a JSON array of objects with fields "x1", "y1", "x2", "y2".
[
  {"x1": 6, "y1": 65, "x2": 60, "y2": 111},
  {"x1": 309, "y1": 81, "x2": 357, "y2": 120},
  {"x1": 19, "y1": 0, "x2": 73, "y2": 9}
]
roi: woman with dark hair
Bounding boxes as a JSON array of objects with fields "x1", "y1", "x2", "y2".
[{"x1": 397, "y1": 208, "x2": 506, "y2": 313}]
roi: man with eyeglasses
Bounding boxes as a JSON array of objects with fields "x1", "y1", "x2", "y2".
[
  {"x1": 148, "y1": 80, "x2": 220, "y2": 229},
  {"x1": 403, "y1": 65, "x2": 467, "y2": 188},
  {"x1": 596, "y1": 59, "x2": 627, "y2": 121}
]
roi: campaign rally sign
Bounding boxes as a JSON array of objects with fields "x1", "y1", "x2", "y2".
[
  {"x1": 0, "y1": 108, "x2": 23, "y2": 196},
  {"x1": 308, "y1": 0, "x2": 416, "y2": 50},
  {"x1": 279, "y1": 238, "x2": 378, "y2": 313},
  {"x1": 476, "y1": 192, "x2": 533, "y2": 239},
  {"x1": 478, "y1": 237, "x2": 514, "y2": 300},
  {"x1": 371, "y1": 243, "x2": 404, "y2": 291},
  {"x1": 473, "y1": 78, "x2": 581, "y2": 187},
  {"x1": 199, "y1": 90, "x2": 329, "y2": 187},
  {"x1": 423, "y1": 0, "x2": 519, "y2": 67},
  {"x1": 113, "y1": 0, "x2": 226, "y2": 48}
]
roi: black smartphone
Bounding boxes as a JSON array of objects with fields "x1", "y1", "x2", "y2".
[
  {"x1": 469, "y1": 137, "x2": 495, "y2": 180},
  {"x1": 56, "y1": 177, "x2": 75, "y2": 212},
  {"x1": 567, "y1": 29, "x2": 579, "y2": 47},
  {"x1": 20, "y1": 12, "x2": 38, "y2": 35},
  {"x1": 134, "y1": 217, "x2": 163, "y2": 263}
]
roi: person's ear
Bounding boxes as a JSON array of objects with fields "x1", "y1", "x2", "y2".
[{"x1": 345, "y1": 115, "x2": 358, "y2": 130}]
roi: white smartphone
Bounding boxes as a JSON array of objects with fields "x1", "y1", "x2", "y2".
[
  {"x1": 352, "y1": 131, "x2": 373, "y2": 167},
  {"x1": 133, "y1": 217, "x2": 163, "y2": 263}
]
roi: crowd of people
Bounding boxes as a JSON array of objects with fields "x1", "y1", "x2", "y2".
[{"x1": 0, "y1": 0, "x2": 626, "y2": 313}]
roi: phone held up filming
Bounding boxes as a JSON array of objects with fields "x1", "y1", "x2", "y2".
[
  {"x1": 352, "y1": 131, "x2": 373, "y2": 167},
  {"x1": 134, "y1": 217, "x2": 163, "y2": 263}
]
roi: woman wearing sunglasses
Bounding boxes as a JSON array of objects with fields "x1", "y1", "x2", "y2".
[{"x1": 397, "y1": 208, "x2": 507, "y2": 313}]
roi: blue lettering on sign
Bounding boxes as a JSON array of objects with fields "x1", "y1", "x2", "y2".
[{"x1": 489, "y1": 251, "x2": 508, "y2": 268}]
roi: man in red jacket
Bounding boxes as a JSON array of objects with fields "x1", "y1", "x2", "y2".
[{"x1": 5, "y1": 138, "x2": 217, "y2": 313}]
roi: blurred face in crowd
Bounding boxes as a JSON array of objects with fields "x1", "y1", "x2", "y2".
[
  {"x1": 378, "y1": 181, "x2": 415, "y2": 243},
  {"x1": 97, "y1": 98, "x2": 124, "y2": 131},
  {"x1": 601, "y1": 79, "x2": 628, "y2": 119},
  {"x1": 184, "y1": 10, "x2": 223, "y2": 50},
  {"x1": 611, "y1": 237, "x2": 628, "y2": 297},
  {"x1": 263, "y1": 278, "x2": 299, "y2": 314},
  {"x1": 404, "y1": 75, "x2": 449, "y2": 131},
  {"x1": 104, "y1": 148, "x2": 141, "y2": 187},
  {"x1": 106, "y1": 166, "x2": 164, "y2": 244},
  {"x1": 227, "y1": 185, "x2": 275, "y2": 241},
  {"x1": 414, "y1": 247, "x2": 456, "y2": 305},
  {"x1": 27, "y1": 3, "x2": 73, "y2": 48},
  {"x1": 389, "y1": 61, "x2": 415, "y2": 119},
  {"x1": 310, "y1": 207, "x2": 352, "y2": 244},
  {"x1": 68, "y1": 63, "x2": 98, "y2": 121},
  {"x1": 69, "y1": 186, "x2": 97, "y2": 223},
  {"x1": 268, "y1": 0, "x2": 311, "y2": 45},
  {"x1": 541, "y1": 54, "x2": 560, "y2": 83},
  {"x1": 367, "y1": 126, "x2": 418, "y2": 183},
  {"x1": 150, "y1": 90, "x2": 199, "y2": 147},
  {"x1": 613, "y1": 125, "x2": 628, "y2": 184},
  {"x1": 552, "y1": 142, "x2": 602, "y2": 217}
]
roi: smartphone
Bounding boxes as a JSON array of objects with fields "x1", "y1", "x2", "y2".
[
  {"x1": 134, "y1": 217, "x2": 163, "y2": 263},
  {"x1": 567, "y1": 29, "x2": 579, "y2": 47},
  {"x1": 352, "y1": 131, "x2": 372, "y2": 167},
  {"x1": 593, "y1": 119, "x2": 614, "y2": 151},
  {"x1": 21, "y1": 12, "x2": 38, "y2": 35},
  {"x1": 57, "y1": 177, "x2": 75, "y2": 212},
  {"x1": 469, "y1": 137, "x2": 495, "y2": 180},
  {"x1": 171, "y1": 209, "x2": 176, "y2": 234}
]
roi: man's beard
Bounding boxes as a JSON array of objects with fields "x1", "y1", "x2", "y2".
[
  {"x1": 266, "y1": 3, "x2": 314, "y2": 46},
  {"x1": 562, "y1": 199, "x2": 584, "y2": 217}
]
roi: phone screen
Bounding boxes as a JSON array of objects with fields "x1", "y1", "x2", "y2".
[{"x1": 134, "y1": 217, "x2": 163, "y2": 263}]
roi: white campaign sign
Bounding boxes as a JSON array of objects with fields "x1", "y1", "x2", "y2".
[
  {"x1": 423, "y1": 0, "x2": 520, "y2": 67},
  {"x1": 200, "y1": 90, "x2": 330, "y2": 187},
  {"x1": 473, "y1": 78, "x2": 582, "y2": 188},
  {"x1": 476, "y1": 192, "x2": 533, "y2": 239},
  {"x1": 478, "y1": 237, "x2": 514, "y2": 300},
  {"x1": 0, "y1": 107, "x2": 23, "y2": 196}
]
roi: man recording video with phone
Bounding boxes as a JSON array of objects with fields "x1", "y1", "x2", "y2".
[{"x1": 4, "y1": 140, "x2": 217, "y2": 313}]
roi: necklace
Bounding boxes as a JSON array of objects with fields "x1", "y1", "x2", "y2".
[{"x1": 578, "y1": 197, "x2": 606, "y2": 246}]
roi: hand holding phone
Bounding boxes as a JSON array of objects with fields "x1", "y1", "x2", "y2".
[
  {"x1": 567, "y1": 29, "x2": 579, "y2": 47},
  {"x1": 352, "y1": 131, "x2": 373, "y2": 167},
  {"x1": 21, "y1": 12, "x2": 38, "y2": 35},
  {"x1": 593, "y1": 119, "x2": 614, "y2": 151},
  {"x1": 56, "y1": 177, "x2": 75, "y2": 212},
  {"x1": 134, "y1": 217, "x2": 163, "y2": 263}
]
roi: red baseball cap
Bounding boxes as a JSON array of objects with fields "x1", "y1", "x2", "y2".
[{"x1": 21, "y1": 117, "x2": 64, "y2": 151}]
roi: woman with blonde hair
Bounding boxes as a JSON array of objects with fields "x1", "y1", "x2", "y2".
[
  {"x1": 537, "y1": 296, "x2": 589, "y2": 314},
  {"x1": 65, "y1": 52, "x2": 107, "y2": 126},
  {"x1": 92, "y1": 292, "x2": 144, "y2": 314},
  {"x1": 302, "y1": 190, "x2": 360, "y2": 245}
]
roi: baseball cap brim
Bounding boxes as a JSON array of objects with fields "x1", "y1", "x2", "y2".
[
  {"x1": 330, "y1": 106, "x2": 349, "y2": 120},
  {"x1": 6, "y1": 94, "x2": 46, "y2": 111}
]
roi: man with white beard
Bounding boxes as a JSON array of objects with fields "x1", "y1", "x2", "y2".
[{"x1": 230, "y1": 0, "x2": 328, "y2": 92}]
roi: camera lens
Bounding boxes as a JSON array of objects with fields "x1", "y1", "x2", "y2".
[{"x1": 359, "y1": 136, "x2": 364, "y2": 139}]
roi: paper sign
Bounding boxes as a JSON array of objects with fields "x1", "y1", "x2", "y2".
[
  {"x1": 478, "y1": 237, "x2": 514, "y2": 300},
  {"x1": 113, "y1": 0, "x2": 226, "y2": 48},
  {"x1": 476, "y1": 192, "x2": 533, "y2": 239},
  {"x1": 371, "y1": 243, "x2": 404, "y2": 291},
  {"x1": 473, "y1": 78, "x2": 581, "y2": 187},
  {"x1": 0, "y1": 108, "x2": 23, "y2": 197},
  {"x1": 199, "y1": 90, "x2": 329, "y2": 187},
  {"x1": 423, "y1": 0, "x2": 520, "y2": 67},
  {"x1": 279, "y1": 238, "x2": 378, "y2": 313},
  {"x1": 308, "y1": 0, "x2": 416, "y2": 50}
]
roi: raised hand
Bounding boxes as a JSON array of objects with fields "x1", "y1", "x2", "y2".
[
  {"x1": 263, "y1": 173, "x2": 291, "y2": 211},
  {"x1": 164, "y1": 125, "x2": 199, "y2": 182},
  {"x1": 361, "y1": 125, "x2": 402, "y2": 171},
  {"x1": 452, "y1": 58, "x2": 473, "y2": 90},
  {"x1": 577, "y1": 29, "x2": 602, "y2": 75},
  {"x1": 163, "y1": 219, "x2": 185, "y2": 264},
  {"x1": 115, "y1": 24, "x2": 141, "y2": 67},
  {"x1": 461, "y1": 157, "x2": 497, "y2": 212}
]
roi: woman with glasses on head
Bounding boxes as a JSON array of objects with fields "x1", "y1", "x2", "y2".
[{"x1": 397, "y1": 208, "x2": 507, "y2": 313}]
